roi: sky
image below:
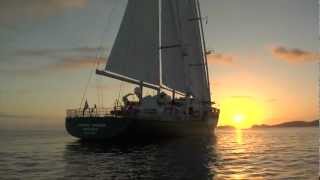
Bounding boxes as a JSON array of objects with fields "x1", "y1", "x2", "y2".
[{"x1": 0, "y1": 0, "x2": 318, "y2": 129}]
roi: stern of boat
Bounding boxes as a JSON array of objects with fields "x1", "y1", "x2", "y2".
[{"x1": 65, "y1": 108, "x2": 131, "y2": 140}]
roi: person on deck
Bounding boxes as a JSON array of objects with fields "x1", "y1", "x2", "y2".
[
  {"x1": 83, "y1": 100, "x2": 89, "y2": 116},
  {"x1": 93, "y1": 104, "x2": 97, "y2": 115}
]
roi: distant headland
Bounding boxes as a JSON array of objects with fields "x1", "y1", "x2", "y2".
[
  {"x1": 251, "y1": 120, "x2": 319, "y2": 129},
  {"x1": 218, "y1": 120, "x2": 319, "y2": 129}
]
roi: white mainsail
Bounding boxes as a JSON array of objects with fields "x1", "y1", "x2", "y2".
[
  {"x1": 161, "y1": 0, "x2": 188, "y2": 93},
  {"x1": 177, "y1": 0, "x2": 210, "y2": 103},
  {"x1": 161, "y1": 0, "x2": 210, "y2": 102},
  {"x1": 105, "y1": 0, "x2": 160, "y2": 85}
]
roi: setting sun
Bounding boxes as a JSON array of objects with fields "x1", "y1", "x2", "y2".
[
  {"x1": 218, "y1": 97, "x2": 265, "y2": 129},
  {"x1": 233, "y1": 114, "x2": 245, "y2": 124}
]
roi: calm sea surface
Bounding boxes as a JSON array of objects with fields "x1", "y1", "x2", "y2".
[{"x1": 0, "y1": 127, "x2": 318, "y2": 179}]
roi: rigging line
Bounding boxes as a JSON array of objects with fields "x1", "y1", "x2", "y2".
[
  {"x1": 95, "y1": 54, "x2": 101, "y2": 108},
  {"x1": 95, "y1": 1, "x2": 119, "y2": 108},
  {"x1": 96, "y1": 0, "x2": 119, "y2": 64},
  {"x1": 80, "y1": 1, "x2": 119, "y2": 109},
  {"x1": 79, "y1": 64, "x2": 96, "y2": 109},
  {"x1": 117, "y1": 82, "x2": 123, "y2": 103},
  {"x1": 95, "y1": 56, "x2": 104, "y2": 108},
  {"x1": 95, "y1": 73, "x2": 102, "y2": 108}
]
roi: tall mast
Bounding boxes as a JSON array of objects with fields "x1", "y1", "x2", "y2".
[
  {"x1": 158, "y1": 0, "x2": 163, "y2": 92},
  {"x1": 195, "y1": 0, "x2": 211, "y2": 103}
]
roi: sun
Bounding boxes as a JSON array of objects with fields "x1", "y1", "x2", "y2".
[
  {"x1": 232, "y1": 114, "x2": 248, "y2": 129},
  {"x1": 218, "y1": 97, "x2": 265, "y2": 129},
  {"x1": 233, "y1": 114, "x2": 245, "y2": 124}
]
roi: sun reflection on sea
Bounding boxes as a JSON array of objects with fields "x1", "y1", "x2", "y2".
[
  {"x1": 231, "y1": 174, "x2": 248, "y2": 180},
  {"x1": 230, "y1": 129, "x2": 249, "y2": 179},
  {"x1": 235, "y1": 129, "x2": 243, "y2": 145},
  {"x1": 213, "y1": 128, "x2": 317, "y2": 179}
]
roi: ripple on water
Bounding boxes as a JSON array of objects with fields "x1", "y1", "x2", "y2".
[{"x1": 0, "y1": 128, "x2": 318, "y2": 179}]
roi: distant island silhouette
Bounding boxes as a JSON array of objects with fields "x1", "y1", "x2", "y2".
[
  {"x1": 251, "y1": 120, "x2": 319, "y2": 129},
  {"x1": 217, "y1": 125, "x2": 236, "y2": 129},
  {"x1": 218, "y1": 120, "x2": 319, "y2": 129}
]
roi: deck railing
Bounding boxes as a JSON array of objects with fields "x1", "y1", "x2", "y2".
[{"x1": 66, "y1": 108, "x2": 115, "y2": 118}]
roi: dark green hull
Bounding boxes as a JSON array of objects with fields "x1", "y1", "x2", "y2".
[
  {"x1": 65, "y1": 117, "x2": 131, "y2": 140},
  {"x1": 65, "y1": 116, "x2": 218, "y2": 140}
]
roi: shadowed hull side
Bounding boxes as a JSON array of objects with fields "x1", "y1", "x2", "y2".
[
  {"x1": 130, "y1": 119, "x2": 217, "y2": 138},
  {"x1": 65, "y1": 116, "x2": 218, "y2": 140}
]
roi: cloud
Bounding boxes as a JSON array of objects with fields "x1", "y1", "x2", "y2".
[
  {"x1": 0, "y1": 57, "x2": 105, "y2": 76},
  {"x1": 15, "y1": 49, "x2": 55, "y2": 56},
  {"x1": 0, "y1": 89, "x2": 32, "y2": 95},
  {"x1": 48, "y1": 56, "x2": 105, "y2": 70},
  {"x1": 0, "y1": 112, "x2": 34, "y2": 119},
  {"x1": 15, "y1": 47, "x2": 98, "y2": 56},
  {"x1": 230, "y1": 96, "x2": 255, "y2": 100},
  {"x1": 266, "y1": 98, "x2": 277, "y2": 103},
  {"x1": 14, "y1": 47, "x2": 106, "y2": 70},
  {"x1": 207, "y1": 53, "x2": 234, "y2": 65},
  {"x1": 270, "y1": 46, "x2": 320, "y2": 63},
  {"x1": 0, "y1": 0, "x2": 88, "y2": 25},
  {"x1": 1, "y1": 47, "x2": 107, "y2": 75}
]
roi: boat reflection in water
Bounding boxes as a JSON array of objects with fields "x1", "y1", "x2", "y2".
[{"x1": 63, "y1": 136, "x2": 218, "y2": 179}]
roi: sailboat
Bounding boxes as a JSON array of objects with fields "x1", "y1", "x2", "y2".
[{"x1": 66, "y1": 0, "x2": 220, "y2": 139}]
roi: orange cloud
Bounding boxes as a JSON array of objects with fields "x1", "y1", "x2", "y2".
[
  {"x1": 15, "y1": 47, "x2": 98, "y2": 56},
  {"x1": 8, "y1": 47, "x2": 107, "y2": 73},
  {"x1": 207, "y1": 53, "x2": 234, "y2": 65},
  {"x1": 49, "y1": 57, "x2": 105, "y2": 70},
  {"x1": 0, "y1": 56, "x2": 104, "y2": 75},
  {"x1": 266, "y1": 98, "x2": 277, "y2": 103},
  {"x1": 0, "y1": 0, "x2": 87, "y2": 25},
  {"x1": 0, "y1": 112, "x2": 34, "y2": 119},
  {"x1": 270, "y1": 46, "x2": 319, "y2": 63}
]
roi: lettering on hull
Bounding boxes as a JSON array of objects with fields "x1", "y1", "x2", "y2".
[{"x1": 77, "y1": 123, "x2": 107, "y2": 135}]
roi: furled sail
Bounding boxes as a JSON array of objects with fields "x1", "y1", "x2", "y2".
[
  {"x1": 105, "y1": 0, "x2": 160, "y2": 85},
  {"x1": 160, "y1": 0, "x2": 188, "y2": 93}
]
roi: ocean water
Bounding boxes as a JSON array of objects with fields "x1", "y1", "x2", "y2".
[{"x1": 0, "y1": 127, "x2": 318, "y2": 179}]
